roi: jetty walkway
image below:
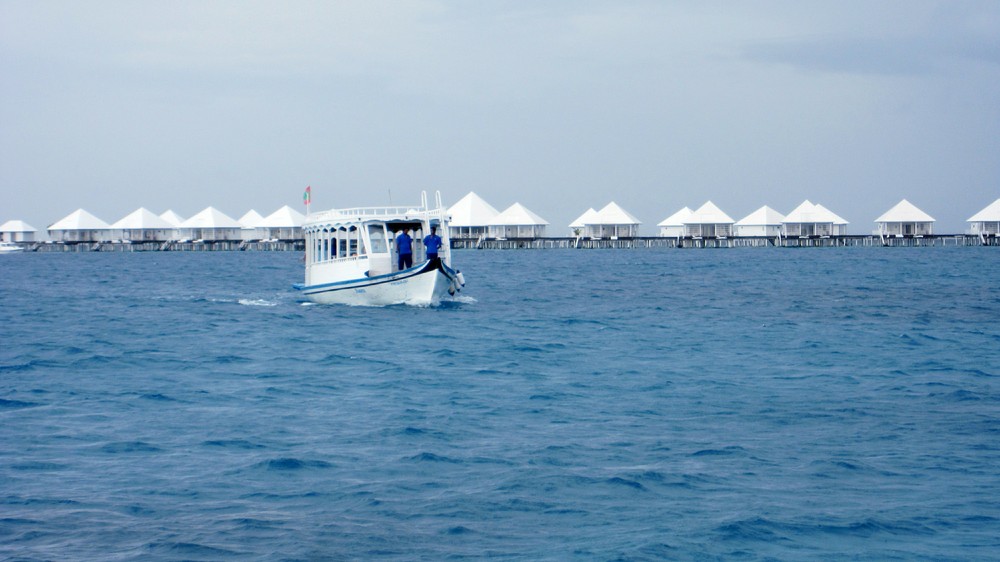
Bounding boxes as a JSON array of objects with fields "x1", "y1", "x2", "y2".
[
  {"x1": 24, "y1": 240, "x2": 305, "y2": 252},
  {"x1": 8, "y1": 234, "x2": 996, "y2": 252},
  {"x1": 454, "y1": 234, "x2": 994, "y2": 249}
]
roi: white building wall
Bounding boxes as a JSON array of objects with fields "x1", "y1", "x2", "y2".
[
  {"x1": 182, "y1": 227, "x2": 242, "y2": 241},
  {"x1": 878, "y1": 222, "x2": 933, "y2": 236},
  {"x1": 735, "y1": 224, "x2": 780, "y2": 237},
  {"x1": 581, "y1": 224, "x2": 639, "y2": 238},
  {"x1": 265, "y1": 226, "x2": 304, "y2": 240},
  {"x1": 449, "y1": 225, "x2": 489, "y2": 239},
  {"x1": 489, "y1": 225, "x2": 546, "y2": 238},
  {"x1": 971, "y1": 221, "x2": 1000, "y2": 235},
  {"x1": 49, "y1": 229, "x2": 109, "y2": 242},
  {"x1": 241, "y1": 227, "x2": 267, "y2": 241},
  {"x1": 685, "y1": 223, "x2": 733, "y2": 237},
  {"x1": 1, "y1": 231, "x2": 35, "y2": 242},
  {"x1": 783, "y1": 222, "x2": 847, "y2": 236},
  {"x1": 121, "y1": 228, "x2": 173, "y2": 242}
]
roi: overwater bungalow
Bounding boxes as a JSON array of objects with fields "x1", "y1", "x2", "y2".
[
  {"x1": 579, "y1": 202, "x2": 641, "y2": 239},
  {"x1": 158, "y1": 210, "x2": 185, "y2": 241},
  {"x1": 239, "y1": 210, "x2": 266, "y2": 241},
  {"x1": 260, "y1": 205, "x2": 306, "y2": 241},
  {"x1": 874, "y1": 199, "x2": 935, "y2": 238},
  {"x1": 0, "y1": 220, "x2": 37, "y2": 242},
  {"x1": 684, "y1": 201, "x2": 734, "y2": 238},
  {"x1": 179, "y1": 207, "x2": 241, "y2": 241},
  {"x1": 657, "y1": 207, "x2": 693, "y2": 237},
  {"x1": 782, "y1": 200, "x2": 849, "y2": 237},
  {"x1": 488, "y1": 203, "x2": 548, "y2": 239},
  {"x1": 48, "y1": 209, "x2": 112, "y2": 243},
  {"x1": 160, "y1": 210, "x2": 185, "y2": 228},
  {"x1": 448, "y1": 191, "x2": 500, "y2": 240},
  {"x1": 735, "y1": 206, "x2": 784, "y2": 237},
  {"x1": 967, "y1": 198, "x2": 1000, "y2": 237},
  {"x1": 569, "y1": 208, "x2": 598, "y2": 237},
  {"x1": 111, "y1": 207, "x2": 176, "y2": 242}
]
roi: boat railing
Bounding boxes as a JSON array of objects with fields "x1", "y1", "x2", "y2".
[
  {"x1": 315, "y1": 254, "x2": 368, "y2": 266},
  {"x1": 308, "y1": 206, "x2": 446, "y2": 223}
]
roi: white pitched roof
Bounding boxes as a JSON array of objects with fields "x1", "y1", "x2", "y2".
[
  {"x1": 569, "y1": 208, "x2": 598, "y2": 228},
  {"x1": 657, "y1": 207, "x2": 693, "y2": 227},
  {"x1": 112, "y1": 207, "x2": 174, "y2": 230},
  {"x1": 968, "y1": 198, "x2": 1000, "y2": 222},
  {"x1": 875, "y1": 199, "x2": 935, "y2": 223},
  {"x1": 593, "y1": 202, "x2": 641, "y2": 225},
  {"x1": 260, "y1": 205, "x2": 306, "y2": 228},
  {"x1": 736, "y1": 205, "x2": 785, "y2": 226},
  {"x1": 489, "y1": 203, "x2": 549, "y2": 226},
  {"x1": 814, "y1": 204, "x2": 849, "y2": 225},
  {"x1": 239, "y1": 210, "x2": 265, "y2": 228},
  {"x1": 49, "y1": 209, "x2": 111, "y2": 231},
  {"x1": 180, "y1": 207, "x2": 240, "y2": 229},
  {"x1": 159, "y1": 210, "x2": 185, "y2": 227},
  {"x1": 782, "y1": 200, "x2": 817, "y2": 222},
  {"x1": 685, "y1": 201, "x2": 734, "y2": 224},
  {"x1": 0, "y1": 220, "x2": 37, "y2": 233},
  {"x1": 448, "y1": 191, "x2": 500, "y2": 227}
]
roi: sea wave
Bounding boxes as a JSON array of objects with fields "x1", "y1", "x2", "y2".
[
  {"x1": 238, "y1": 298, "x2": 279, "y2": 307},
  {"x1": 1, "y1": 249, "x2": 998, "y2": 559}
]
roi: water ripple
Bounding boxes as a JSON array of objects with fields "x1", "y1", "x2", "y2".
[{"x1": 1, "y1": 249, "x2": 998, "y2": 559}]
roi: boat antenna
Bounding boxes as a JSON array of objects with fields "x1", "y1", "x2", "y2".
[{"x1": 388, "y1": 188, "x2": 392, "y2": 205}]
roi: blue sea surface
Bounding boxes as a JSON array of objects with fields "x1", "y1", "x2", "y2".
[{"x1": 2, "y1": 248, "x2": 999, "y2": 560}]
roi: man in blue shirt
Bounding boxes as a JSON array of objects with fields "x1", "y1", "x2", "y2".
[
  {"x1": 423, "y1": 226, "x2": 443, "y2": 264},
  {"x1": 396, "y1": 229, "x2": 413, "y2": 270}
]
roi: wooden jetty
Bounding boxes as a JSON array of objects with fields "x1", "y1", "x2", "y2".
[
  {"x1": 8, "y1": 234, "x2": 994, "y2": 252},
  {"x1": 26, "y1": 240, "x2": 304, "y2": 252},
  {"x1": 455, "y1": 234, "x2": 991, "y2": 250}
]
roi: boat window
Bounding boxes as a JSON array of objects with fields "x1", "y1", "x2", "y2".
[
  {"x1": 347, "y1": 227, "x2": 356, "y2": 256},
  {"x1": 337, "y1": 228, "x2": 347, "y2": 258},
  {"x1": 368, "y1": 225, "x2": 387, "y2": 254}
]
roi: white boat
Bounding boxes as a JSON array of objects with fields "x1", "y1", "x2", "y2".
[
  {"x1": 0, "y1": 242, "x2": 23, "y2": 253},
  {"x1": 294, "y1": 191, "x2": 465, "y2": 306}
]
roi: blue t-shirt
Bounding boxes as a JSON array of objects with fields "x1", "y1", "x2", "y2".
[
  {"x1": 396, "y1": 232, "x2": 412, "y2": 255},
  {"x1": 424, "y1": 234, "x2": 443, "y2": 255}
]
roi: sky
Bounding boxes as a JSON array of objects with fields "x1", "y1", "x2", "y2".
[{"x1": 2, "y1": 0, "x2": 999, "y2": 235}]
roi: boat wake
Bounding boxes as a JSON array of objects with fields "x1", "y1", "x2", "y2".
[
  {"x1": 238, "y1": 298, "x2": 279, "y2": 307},
  {"x1": 296, "y1": 295, "x2": 474, "y2": 309}
]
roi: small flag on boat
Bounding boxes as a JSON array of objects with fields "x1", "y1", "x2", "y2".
[{"x1": 303, "y1": 186, "x2": 312, "y2": 206}]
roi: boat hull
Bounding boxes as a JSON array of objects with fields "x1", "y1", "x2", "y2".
[{"x1": 295, "y1": 259, "x2": 460, "y2": 307}]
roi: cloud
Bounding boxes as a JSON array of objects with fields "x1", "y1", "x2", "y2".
[
  {"x1": 741, "y1": 2, "x2": 1000, "y2": 75},
  {"x1": 1, "y1": 1, "x2": 997, "y2": 233},
  {"x1": 1, "y1": 1, "x2": 447, "y2": 78}
]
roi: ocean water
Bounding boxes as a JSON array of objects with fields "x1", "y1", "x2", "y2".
[{"x1": 1, "y1": 248, "x2": 999, "y2": 560}]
